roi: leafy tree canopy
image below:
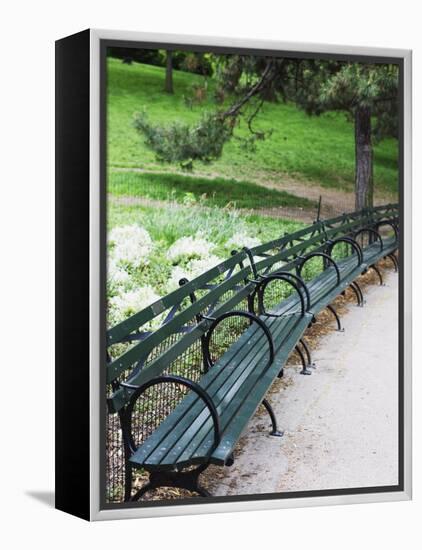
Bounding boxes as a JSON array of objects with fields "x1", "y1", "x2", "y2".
[{"x1": 133, "y1": 55, "x2": 398, "y2": 208}]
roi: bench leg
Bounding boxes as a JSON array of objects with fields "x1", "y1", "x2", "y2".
[
  {"x1": 124, "y1": 462, "x2": 133, "y2": 502},
  {"x1": 295, "y1": 344, "x2": 312, "y2": 375},
  {"x1": 387, "y1": 253, "x2": 399, "y2": 272},
  {"x1": 349, "y1": 282, "x2": 364, "y2": 307},
  {"x1": 262, "y1": 398, "x2": 284, "y2": 437},
  {"x1": 129, "y1": 463, "x2": 212, "y2": 501},
  {"x1": 354, "y1": 281, "x2": 365, "y2": 305},
  {"x1": 129, "y1": 481, "x2": 155, "y2": 501},
  {"x1": 369, "y1": 264, "x2": 384, "y2": 286},
  {"x1": 299, "y1": 337, "x2": 316, "y2": 368},
  {"x1": 326, "y1": 304, "x2": 344, "y2": 332},
  {"x1": 118, "y1": 408, "x2": 136, "y2": 502}
]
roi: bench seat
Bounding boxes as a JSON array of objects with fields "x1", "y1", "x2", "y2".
[
  {"x1": 362, "y1": 236, "x2": 397, "y2": 265},
  {"x1": 265, "y1": 252, "x2": 365, "y2": 318},
  {"x1": 129, "y1": 311, "x2": 312, "y2": 471},
  {"x1": 265, "y1": 235, "x2": 397, "y2": 322},
  {"x1": 304, "y1": 255, "x2": 366, "y2": 313}
]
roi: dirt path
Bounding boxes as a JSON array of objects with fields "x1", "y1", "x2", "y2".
[
  {"x1": 208, "y1": 269, "x2": 399, "y2": 496},
  {"x1": 108, "y1": 194, "x2": 316, "y2": 223},
  {"x1": 110, "y1": 167, "x2": 396, "y2": 221}
]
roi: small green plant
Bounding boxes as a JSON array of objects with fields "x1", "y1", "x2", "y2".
[{"x1": 182, "y1": 191, "x2": 197, "y2": 205}]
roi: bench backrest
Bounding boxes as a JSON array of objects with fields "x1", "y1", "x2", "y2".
[
  {"x1": 107, "y1": 250, "x2": 256, "y2": 413},
  {"x1": 106, "y1": 204, "x2": 399, "y2": 414},
  {"x1": 247, "y1": 205, "x2": 399, "y2": 279}
]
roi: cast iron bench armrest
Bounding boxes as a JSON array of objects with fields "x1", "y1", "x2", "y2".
[
  {"x1": 353, "y1": 227, "x2": 384, "y2": 252},
  {"x1": 326, "y1": 236, "x2": 364, "y2": 266},
  {"x1": 256, "y1": 273, "x2": 308, "y2": 317},
  {"x1": 259, "y1": 270, "x2": 311, "y2": 312},
  {"x1": 374, "y1": 220, "x2": 399, "y2": 244},
  {"x1": 298, "y1": 252, "x2": 341, "y2": 286},
  {"x1": 120, "y1": 375, "x2": 221, "y2": 456},
  {"x1": 203, "y1": 310, "x2": 275, "y2": 369}
]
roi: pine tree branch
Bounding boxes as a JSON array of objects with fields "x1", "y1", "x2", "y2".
[
  {"x1": 247, "y1": 97, "x2": 265, "y2": 136},
  {"x1": 221, "y1": 60, "x2": 276, "y2": 119}
]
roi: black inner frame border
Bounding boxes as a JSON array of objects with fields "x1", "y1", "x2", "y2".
[{"x1": 99, "y1": 37, "x2": 405, "y2": 511}]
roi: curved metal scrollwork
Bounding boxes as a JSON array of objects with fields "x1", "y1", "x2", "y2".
[
  {"x1": 374, "y1": 220, "x2": 399, "y2": 245},
  {"x1": 326, "y1": 236, "x2": 363, "y2": 266},
  {"x1": 269, "y1": 270, "x2": 311, "y2": 312},
  {"x1": 298, "y1": 252, "x2": 341, "y2": 286},
  {"x1": 354, "y1": 227, "x2": 384, "y2": 253},
  {"x1": 121, "y1": 375, "x2": 221, "y2": 455},
  {"x1": 257, "y1": 274, "x2": 307, "y2": 318},
  {"x1": 203, "y1": 310, "x2": 275, "y2": 369}
]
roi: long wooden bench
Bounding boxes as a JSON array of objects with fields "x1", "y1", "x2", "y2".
[
  {"x1": 107, "y1": 250, "x2": 312, "y2": 500},
  {"x1": 106, "y1": 205, "x2": 399, "y2": 501},
  {"x1": 245, "y1": 205, "x2": 399, "y2": 339}
]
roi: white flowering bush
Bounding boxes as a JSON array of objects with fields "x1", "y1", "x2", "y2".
[
  {"x1": 167, "y1": 254, "x2": 223, "y2": 292},
  {"x1": 107, "y1": 257, "x2": 132, "y2": 294},
  {"x1": 189, "y1": 255, "x2": 223, "y2": 277},
  {"x1": 226, "y1": 231, "x2": 261, "y2": 250},
  {"x1": 166, "y1": 234, "x2": 214, "y2": 263},
  {"x1": 109, "y1": 224, "x2": 152, "y2": 268},
  {"x1": 106, "y1": 221, "x2": 264, "y2": 329},
  {"x1": 108, "y1": 286, "x2": 164, "y2": 330}
]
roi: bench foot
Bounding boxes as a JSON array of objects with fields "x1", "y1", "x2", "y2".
[
  {"x1": 262, "y1": 398, "x2": 284, "y2": 437},
  {"x1": 300, "y1": 367, "x2": 313, "y2": 375},
  {"x1": 225, "y1": 453, "x2": 235, "y2": 467},
  {"x1": 128, "y1": 463, "x2": 211, "y2": 501},
  {"x1": 195, "y1": 486, "x2": 212, "y2": 497}
]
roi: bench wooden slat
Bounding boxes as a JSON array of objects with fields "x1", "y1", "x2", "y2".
[
  {"x1": 109, "y1": 284, "x2": 256, "y2": 412},
  {"x1": 164, "y1": 314, "x2": 297, "y2": 467},
  {"x1": 107, "y1": 266, "x2": 254, "y2": 385},
  {"x1": 209, "y1": 316, "x2": 310, "y2": 465},
  {"x1": 132, "y1": 314, "x2": 282, "y2": 467},
  {"x1": 135, "y1": 319, "x2": 273, "y2": 467},
  {"x1": 129, "y1": 313, "x2": 310, "y2": 470},
  {"x1": 107, "y1": 250, "x2": 248, "y2": 345}
]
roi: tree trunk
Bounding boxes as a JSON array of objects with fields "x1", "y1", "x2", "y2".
[
  {"x1": 165, "y1": 50, "x2": 174, "y2": 94},
  {"x1": 354, "y1": 106, "x2": 374, "y2": 211}
]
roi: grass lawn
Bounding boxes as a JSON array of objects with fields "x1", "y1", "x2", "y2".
[
  {"x1": 107, "y1": 57, "x2": 399, "y2": 195},
  {"x1": 108, "y1": 171, "x2": 315, "y2": 209}
]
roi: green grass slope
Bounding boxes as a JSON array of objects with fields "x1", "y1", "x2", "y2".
[
  {"x1": 109, "y1": 171, "x2": 315, "y2": 209},
  {"x1": 107, "y1": 57, "x2": 398, "y2": 195}
]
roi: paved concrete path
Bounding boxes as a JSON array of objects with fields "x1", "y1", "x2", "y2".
[{"x1": 210, "y1": 270, "x2": 399, "y2": 496}]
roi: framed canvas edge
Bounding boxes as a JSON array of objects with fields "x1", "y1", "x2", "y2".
[{"x1": 88, "y1": 28, "x2": 412, "y2": 521}]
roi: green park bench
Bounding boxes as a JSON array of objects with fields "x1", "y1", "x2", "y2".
[
  {"x1": 107, "y1": 249, "x2": 312, "y2": 500},
  {"x1": 245, "y1": 205, "x2": 399, "y2": 340},
  {"x1": 106, "y1": 205, "x2": 399, "y2": 501}
]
